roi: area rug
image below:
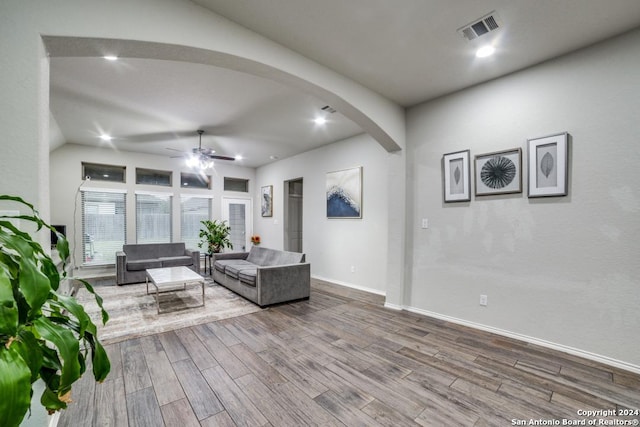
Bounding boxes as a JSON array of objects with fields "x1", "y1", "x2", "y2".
[{"x1": 74, "y1": 278, "x2": 264, "y2": 344}]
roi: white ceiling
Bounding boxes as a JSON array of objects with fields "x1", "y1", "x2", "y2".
[{"x1": 48, "y1": 0, "x2": 640, "y2": 167}]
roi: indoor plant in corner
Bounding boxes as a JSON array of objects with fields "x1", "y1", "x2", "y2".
[
  {"x1": 0, "y1": 195, "x2": 110, "y2": 427},
  {"x1": 198, "y1": 219, "x2": 233, "y2": 254}
]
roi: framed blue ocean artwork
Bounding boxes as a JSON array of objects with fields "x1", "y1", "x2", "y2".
[{"x1": 326, "y1": 166, "x2": 362, "y2": 218}]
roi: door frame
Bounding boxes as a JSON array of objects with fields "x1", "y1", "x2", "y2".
[{"x1": 283, "y1": 178, "x2": 303, "y2": 253}]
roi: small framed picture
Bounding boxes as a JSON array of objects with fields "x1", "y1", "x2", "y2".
[
  {"x1": 261, "y1": 185, "x2": 273, "y2": 217},
  {"x1": 442, "y1": 150, "x2": 471, "y2": 202},
  {"x1": 527, "y1": 132, "x2": 569, "y2": 198},
  {"x1": 475, "y1": 148, "x2": 522, "y2": 196}
]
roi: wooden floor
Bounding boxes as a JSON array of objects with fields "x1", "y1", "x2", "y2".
[{"x1": 59, "y1": 279, "x2": 640, "y2": 427}]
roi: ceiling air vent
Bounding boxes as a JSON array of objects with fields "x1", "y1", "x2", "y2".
[
  {"x1": 321, "y1": 105, "x2": 337, "y2": 114},
  {"x1": 457, "y1": 11, "x2": 502, "y2": 41}
]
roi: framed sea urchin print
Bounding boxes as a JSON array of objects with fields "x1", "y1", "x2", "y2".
[
  {"x1": 474, "y1": 148, "x2": 522, "y2": 196},
  {"x1": 442, "y1": 150, "x2": 471, "y2": 202},
  {"x1": 326, "y1": 166, "x2": 362, "y2": 218},
  {"x1": 527, "y1": 132, "x2": 569, "y2": 198}
]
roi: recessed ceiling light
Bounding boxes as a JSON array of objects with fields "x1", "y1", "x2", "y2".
[
  {"x1": 103, "y1": 55, "x2": 118, "y2": 61},
  {"x1": 476, "y1": 45, "x2": 495, "y2": 58},
  {"x1": 314, "y1": 117, "x2": 327, "y2": 125},
  {"x1": 99, "y1": 134, "x2": 112, "y2": 141}
]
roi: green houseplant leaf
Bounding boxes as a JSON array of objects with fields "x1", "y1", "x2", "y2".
[
  {"x1": 0, "y1": 267, "x2": 19, "y2": 337},
  {"x1": 0, "y1": 346, "x2": 32, "y2": 427},
  {"x1": 0, "y1": 194, "x2": 110, "y2": 426},
  {"x1": 198, "y1": 219, "x2": 233, "y2": 254}
]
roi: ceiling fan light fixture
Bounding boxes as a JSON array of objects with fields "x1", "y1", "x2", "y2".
[
  {"x1": 171, "y1": 130, "x2": 233, "y2": 169},
  {"x1": 186, "y1": 155, "x2": 198, "y2": 168},
  {"x1": 186, "y1": 154, "x2": 214, "y2": 171}
]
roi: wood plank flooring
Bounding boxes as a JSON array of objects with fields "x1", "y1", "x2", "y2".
[{"x1": 59, "y1": 279, "x2": 640, "y2": 426}]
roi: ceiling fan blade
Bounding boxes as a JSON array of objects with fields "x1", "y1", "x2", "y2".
[
  {"x1": 208, "y1": 154, "x2": 236, "y2": 161},
  {"x1": 164, "y1": 130, "x2": 235, "y2": 161}
]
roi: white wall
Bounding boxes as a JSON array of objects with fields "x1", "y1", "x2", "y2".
[
  {"x1": 406, "y1": 29, "x2": 640, "y2": 370},
  {"x1": 255, "y1": 134, "x2": 389, "y2": 294},
  {"x1": 50, "y1": 143, "x2": 255, "y2": 267}
]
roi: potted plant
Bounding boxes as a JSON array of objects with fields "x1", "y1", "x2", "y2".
[
  {"x1": 0, "y1": 195, "x2": 110, "y2": 427},
  {"x1": 198, "y1": 219, "x2": 233, "y2": 254}
]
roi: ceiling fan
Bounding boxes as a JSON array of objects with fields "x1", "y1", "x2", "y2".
[{"x1": 167, "y1": 130, "x2": 235, "y2": 169}]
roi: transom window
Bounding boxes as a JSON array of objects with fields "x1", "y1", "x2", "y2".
[
  {"x1": 82, "y1": 163, "x2": 126, "y2": 183},
  {"x1": 136, "y1": 168, "x2": 172, "y2": 186},
  {"x1": 224, "y1": 177, "x2": 249, "y2": 192},
  {"x1": 181, "y1": 172, "x2": 210, "y2": 189}
]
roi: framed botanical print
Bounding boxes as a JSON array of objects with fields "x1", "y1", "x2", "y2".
[
  {"x1": 475, "y1": 148, "x2": 522, "y2": 196},
  {"x1": 442, "y1": 150, "x2": 471, "y2": 202},
  {"x1": 527, "y1": 132, "x2": 569, "y2": 198}
]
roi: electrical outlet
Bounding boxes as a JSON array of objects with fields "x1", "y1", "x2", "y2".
[
  {"x1": 480, "y1": 294, "x2": 488, "y2": 306},
  {"x1": 350, "y1": 265, "x2": 356, "y2": 273},
  {"x1": 421, "y1": 218, "x2": 429, "y2": 229}
]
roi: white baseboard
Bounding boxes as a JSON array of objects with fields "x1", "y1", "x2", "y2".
[
  {"x1": 403, "y1": 305, "x2": 640, "y2": 375},
  {"x1": 49, "y1": 411, "x2": 60, "y2": 427},
  {"x1": 311, "y1": 275, "x2": 386, "y2": 296},
  {"x1": 383, "y1": 302, "x2": 403, "y2": 311}
]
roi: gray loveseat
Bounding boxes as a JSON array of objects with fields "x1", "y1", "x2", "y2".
[
  {"x1": 212, "y1": 246, "x2": 310, "y2": 307},
  {"x1": 116, "y1": 242, "x2": 200, "y2": 285}
]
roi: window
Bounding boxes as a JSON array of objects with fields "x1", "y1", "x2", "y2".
[
  {"x1": 81, "y1": 190, "x2": 126, "y2": 266},
  {"x1": 224, "y1": 177, "x2": 249, "y2": 192},
  {"x1": 136, "y1": 192, "x2": 172, "y2": 243},
  {"x1": 181, "y1": 172, "x2": 210, "y2": 189},
  {"x1": 82, "y1": 163, "x2": 126, "y2": 183},
  {"x1": 136, "y1": 168, "x2": 172, "y2": 186},
  {"x1": 181, "y1": 196, "x2": 211, "y2": 250}
]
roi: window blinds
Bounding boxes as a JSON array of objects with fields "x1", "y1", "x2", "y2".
[
  {"x1": 136, "y1": 192, "x2": 172, "y2": 244},
  {"x1": 81, "y1": 190, "x2": 126, "y2": 266},
  {"x1": 180, "y1": 195, "x2": 211, "y2": 251}
]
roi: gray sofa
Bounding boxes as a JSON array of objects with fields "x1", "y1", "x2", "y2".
[
  {"x1": 116, "y1": 242, "x2": 200, "y2": 285},
  {"x1": 212, "y1": 246, "x2": 310, "y2": 307}
]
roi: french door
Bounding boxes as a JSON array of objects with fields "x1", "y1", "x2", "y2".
[{"x1": 221, "y1": 198, "x2": 251, "y2": 252}]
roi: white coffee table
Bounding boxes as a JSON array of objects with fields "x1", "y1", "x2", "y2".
[{"x1": 145, "y1": 266, "x2": 205, "y2": 314}]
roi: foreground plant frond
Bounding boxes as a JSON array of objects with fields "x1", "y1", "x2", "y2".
[{"x1": 0, "y1": 195, "x2": 110, "y2": 427}]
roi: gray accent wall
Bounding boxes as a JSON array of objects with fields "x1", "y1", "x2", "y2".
[{"x1": 405, "y1": 28, "x2": 640, "y2": 369}]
